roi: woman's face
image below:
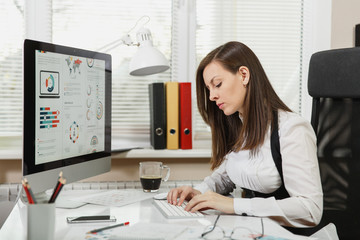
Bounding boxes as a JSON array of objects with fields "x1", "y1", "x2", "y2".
[{"x1": 203, "y1": 61, "x2": 249, "y2": 116}]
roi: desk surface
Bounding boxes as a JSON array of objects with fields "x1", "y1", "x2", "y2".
[{"x1": 0, "y1": 189, "x2": 314, "y2": 240}]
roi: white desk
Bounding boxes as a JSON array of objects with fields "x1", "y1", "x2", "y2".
[{"x1": 0, "y1": 189, "x2": 315, "y2": 240}]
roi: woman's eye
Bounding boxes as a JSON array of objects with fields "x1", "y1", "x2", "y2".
[{"x1": 215, "y1": 82, "x2": 222, "y2": 88}]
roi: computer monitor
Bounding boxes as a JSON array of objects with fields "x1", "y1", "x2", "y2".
[{"x1": 23, "y1": 39, "x2": 112, "y2": 204}]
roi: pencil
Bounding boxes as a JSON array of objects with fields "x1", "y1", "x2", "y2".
[
  {"x1": 87, "y1": 221, "x2": 130, "y2": 234},
  {"x1": 48, "y1": 180, "x2": 60, "y2": 203},
  {"x1": 49, "y1": 178, "x2": 66, "y2": 203},
  {"x1": 26, "y1": 183, "x2": 37, "y2": 204},
  {"x1": 48, "y1": 172, "x2": 64, "y2": 203},
  {"x1": 51, "y1": 178, "x2": 66, "y2": 203},
  {"x1": 22, "y1": 179, "x2": 34, "y2": 204},
  {"x1": 24, "y1": 178, "x2": 37, "y2": 204}
]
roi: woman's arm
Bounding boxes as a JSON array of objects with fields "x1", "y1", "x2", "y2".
[
  {"x1": 194, "y1": 159, "x2": 236, "y2": 195},
  {"x1": 168, "y1": 159, "x2": 236, "y2": 206}
]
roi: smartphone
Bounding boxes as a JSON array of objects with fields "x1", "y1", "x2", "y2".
[{"x1": 67, "y1": 215, "x2": 116, "y2": 223}]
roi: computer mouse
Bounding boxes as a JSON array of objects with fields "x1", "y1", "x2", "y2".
[{"x1": 153, "y1": 192, "x2": 168, "y2": 200}]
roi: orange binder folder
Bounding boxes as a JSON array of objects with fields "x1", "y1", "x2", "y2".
[
  {"x1": 165, "y1": 82, "x2": 179, "y2": 149},
  {"x1": 179, "y1": 82, "x2": 192, "y2": 149}
]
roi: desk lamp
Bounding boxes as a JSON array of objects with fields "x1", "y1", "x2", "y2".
[{"x1": 99, "y1": 16, "x2": 170, "y2": 76}]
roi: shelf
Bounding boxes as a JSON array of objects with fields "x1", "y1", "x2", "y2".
[
  {"x1": 0, "y1": 149, "x2": 22, "y2": 160},
  {"x1": 112, "y1": 148, "x2": 211, "y2": 159},
  {"x1": 0, "y1": 148, "x2": 211, "y2": 160}
]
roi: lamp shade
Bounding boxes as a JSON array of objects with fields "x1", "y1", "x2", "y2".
[{"x1": 129, "y1": 27, "x2": 170, "y2": 76}]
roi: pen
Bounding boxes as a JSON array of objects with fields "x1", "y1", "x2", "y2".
[{"x1": 87, "y1": 221, "x2": 130, "y2": 234}]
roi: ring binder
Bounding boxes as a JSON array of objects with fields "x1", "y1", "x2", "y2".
[
  {"x1": 149, "y1": 83, "x2": 166, "y2": 149},
  {"x1": 179, "y1": 82, "x2": 192, "y2": 149},
  {"x1": 166, "y1": 82, "x2": 179, "y2": 149}
]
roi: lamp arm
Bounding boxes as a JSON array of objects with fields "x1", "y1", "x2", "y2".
[
  {"x1": 97, "y1": 34, "x2": 138, "y2": 53},
  {"x1": 97, "y1": 16, "x2": 150, "y2": 53}
]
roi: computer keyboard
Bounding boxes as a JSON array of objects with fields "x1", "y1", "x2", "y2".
[{"x1": 154, "y1": 200, "x2": 204, "y2": 219}]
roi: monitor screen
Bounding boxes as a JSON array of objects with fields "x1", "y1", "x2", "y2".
[{"x1": 23, "y1": 39, "x2": 112, "y2": 196}]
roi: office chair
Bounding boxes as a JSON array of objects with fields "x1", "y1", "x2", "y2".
[{"x1": 307, "y1": 47, "x2": 360, "y2": 240}]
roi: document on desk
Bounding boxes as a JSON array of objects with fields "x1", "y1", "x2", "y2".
[
  {"x1": 109, "y1": 222, "x2": 187, "y2": 240},
  {"x1": 70, "y1": 189, "x2": 157, "y2": 207},
  {"x1": 108, "y1": 221, "x2": 316, "y2": 240}
]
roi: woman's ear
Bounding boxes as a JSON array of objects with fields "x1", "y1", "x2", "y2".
[{"x1": 238, "y1": 66, "x2": 250, "y2": 86}]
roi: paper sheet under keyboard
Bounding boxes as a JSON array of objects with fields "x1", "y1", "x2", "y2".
[{"x1": 70, "y1": 189, "x2": 156, "y2": 207}]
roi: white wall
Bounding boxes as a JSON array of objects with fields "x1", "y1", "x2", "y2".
[{"x1": 331, "y1": 0, "x2": 360, "y2": 48}]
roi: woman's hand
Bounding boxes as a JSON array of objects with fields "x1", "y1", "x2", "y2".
[
  {"x1": 167, "y1": 186, "x2": 201, "y2": 206},
  {"x1": 185, "y1": 191, "x2": 235, "y2": 214}
]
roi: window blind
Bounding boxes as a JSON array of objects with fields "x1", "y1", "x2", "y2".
[
  {"x1": 193, "y1": 0, "x2": 304, "y2": 138},
  {"x1": 0, "y1": 0, "x2": 315, "y2": 151},
  {"x1": 0, "y1": 0, "x2": 24, "y2": 137}
]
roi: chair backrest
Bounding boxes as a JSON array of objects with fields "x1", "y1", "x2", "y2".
[{"x1": 308, "y1": 47, "x2": 360, "y2": 240}]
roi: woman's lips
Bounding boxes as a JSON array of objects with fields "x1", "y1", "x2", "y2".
[{"x1": 217, "y1": 103, "x2": 224, "y2": 109}]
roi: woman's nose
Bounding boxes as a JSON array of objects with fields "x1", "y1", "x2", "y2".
[{"x1": 209, "y1": 89, "x2": 218, "y2": 101}]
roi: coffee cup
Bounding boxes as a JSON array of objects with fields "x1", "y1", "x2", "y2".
[{"x1": 139, "y1": 161, "x2": 170, "y2": 192}]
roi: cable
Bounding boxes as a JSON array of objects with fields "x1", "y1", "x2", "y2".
[
  {"x1": 255, "y1": 217, "x2": 264, "y2": 239},
  {"x1": 201, "y1": 215, "x2": 220, "y2": 238}
]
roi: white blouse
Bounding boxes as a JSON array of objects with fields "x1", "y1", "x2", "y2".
[{"x1": 195, "y1": 110, "x2": 323, "y2": 228}]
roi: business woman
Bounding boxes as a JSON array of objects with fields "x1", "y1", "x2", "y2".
[{"x1": 168, "y1": 41, "x2": 323, "y2": 228}]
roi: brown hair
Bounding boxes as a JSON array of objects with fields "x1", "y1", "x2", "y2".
[{"x1": 196, "y1": 41, "x2": 291, "y2": 170}]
